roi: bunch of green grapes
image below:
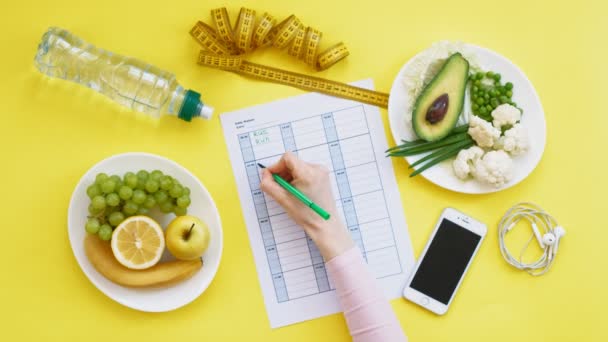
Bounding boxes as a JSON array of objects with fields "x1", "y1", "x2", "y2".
[{"x1": 84, "y1": 170, "x2": 192, "y2": 241}]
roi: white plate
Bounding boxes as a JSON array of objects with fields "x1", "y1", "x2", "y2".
[
  {"x1": 388, "y1": 44, "x2": 546, "y2": 194},
  {"x1": 68, "y1": 152, "x2": 223, "y2": 312}
]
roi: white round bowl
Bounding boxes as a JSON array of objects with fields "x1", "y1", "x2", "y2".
[{"x1": 67, "y1": 152, "x2": 223, "y2": 311}]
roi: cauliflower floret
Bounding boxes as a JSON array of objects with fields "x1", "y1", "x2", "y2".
[
  {"x1": 497, "y1": 124, "x2": 529, "y2": 156},
  {"x1": 468, "y1": 115, "x2": 500, "y2": 148},
  {"x1": 491, "y1": 104, "x2": 521, "y2": 129},
  {"x1": 453, "y1": 146, "x2": 484, "y2": 180},
  {"x1": 472, "y1": 150, "x2": 514, "y2": 188}
]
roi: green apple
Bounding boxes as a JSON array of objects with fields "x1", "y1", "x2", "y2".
[{"x1": 165, "y1": 215, "x2": 210, "y2": 260}]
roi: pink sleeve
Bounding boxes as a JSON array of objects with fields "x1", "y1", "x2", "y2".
[{"x1": 326, "y1": 247, "x2": 407, "y2": 342}]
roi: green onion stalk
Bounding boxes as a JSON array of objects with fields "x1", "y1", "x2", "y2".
[{"x1": 386, "y1": 124, "x2": 474, "y2": 177}]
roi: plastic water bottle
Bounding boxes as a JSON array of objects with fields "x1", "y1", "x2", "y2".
[{"x1": 34, "y1": 27, "x2": 213, "y2": 122}]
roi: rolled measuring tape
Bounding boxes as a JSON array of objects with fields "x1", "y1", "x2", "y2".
[{"x1": 190, "y1": 7, "x2": 390, "y2": 108}]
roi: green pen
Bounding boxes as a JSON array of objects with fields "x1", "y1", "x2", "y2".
[{"x1": 258, "y1": 163, "x2": 331, "y2": 220}]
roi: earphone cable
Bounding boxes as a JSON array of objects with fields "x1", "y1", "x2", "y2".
[{"x1": 498, "y1": 202, "x2": 561, "y2": 276}]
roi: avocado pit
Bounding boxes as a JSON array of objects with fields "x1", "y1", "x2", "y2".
[{"x1": 425, "y1": 93, "x2": 449, "y2": 124}]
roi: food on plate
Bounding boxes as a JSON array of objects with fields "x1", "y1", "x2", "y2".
[
  {"x1": 496, "y1": 124, "x2": 529, "y2": 156},
  {"x1": 452, "y1": 146, "x2": 514, "y2": 187},
  {"x1": 469, "y1": 70, "x2": 519, "y2": 121},
  {"x1": 412, "y1": 53, "x2": 469, "y2": 142},
  {"x1": 85, "y1": 234, "x2": 202, "y2": 288},
  {"x1": 451, "y1": 104, "x2": 528, "y2": 187},
  {"x1": 386, "y1": 124, "x2": 474, "y2": 177},
  {"x1": 387, "y1": 124, "x2": 470, "y2": 156},
  {"x1": 166, "y1": 215, "x2": 210, "y2": 260},
  {"x1": 491, "y1": 103, "x2": 521, "y2": 130},
  {"x1": 469, "y1": 150, "x2": 514, "y2": 188},
  {"x1": 110, "y1": 216, "x2": 165, "y2": 270},
  {"x1": 389, "y1": 41, "x2": 533, "y2": 188},
  {"x1": 85, "y1": 218, "x2": 100, "y2": 234},
  {"x1": 468, "y1": 115, "x2": 500, "y2": 148},
  {"x1": 84, "y1": 170, "x2": 192, "y2": 241},
  {"x1": 407, "y1": 137, "x2": 474, "y2": 178},
  {"x1": 452, "y1": 146, "x2": 484, "y2": 179},
  {"x1": 98, "y1": 224, "x2": 113, "y2": 241},
  {"x1": 401, "y1": 41, "x2": 481, "y2": 138}
]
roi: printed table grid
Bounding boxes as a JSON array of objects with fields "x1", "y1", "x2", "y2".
[{"x1": 238, "y1": 105, "x2": 402, "y2": 303}]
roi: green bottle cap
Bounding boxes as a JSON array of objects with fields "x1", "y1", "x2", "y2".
[{"x1": 178, "y1": 90, "x2": 202, "y2": 122}]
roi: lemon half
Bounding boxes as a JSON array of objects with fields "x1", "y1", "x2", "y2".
[{"x1": 111, "y1": 216, "x2": 165, "y2": 270}]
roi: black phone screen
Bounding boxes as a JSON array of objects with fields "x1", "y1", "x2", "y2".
[{"x1": 410, "y1": 219, "x2": 482, "y2": 304}]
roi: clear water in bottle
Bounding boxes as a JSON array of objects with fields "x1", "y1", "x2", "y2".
[{"x1": 34, "y1": 27, "x2": 213, "y2": 121}]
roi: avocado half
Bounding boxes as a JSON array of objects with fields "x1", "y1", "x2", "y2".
[{"x1": 412, "y1": 53, "x2": 469, "y2": 141}]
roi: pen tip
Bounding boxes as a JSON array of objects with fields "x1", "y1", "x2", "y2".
[{"x1": 257, "y1": 163, "x2": 266, "y2": 169}]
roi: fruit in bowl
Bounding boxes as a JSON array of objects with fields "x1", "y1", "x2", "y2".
[
  {"x1": 84, "y1": 214, "x2": 209, "y2": 288},
  {"x1": 165, "y1": 215, "x2": 211, "y2": 260},
  {"x1": 81, "y1": 170, "x2": 212, "y2": 289},
  {"x1": 111, "y1": 216, "x2": 165, "y2": 270},
  {"x1": 85, "y1": 233, "x2": 202, "y2": 288},
  {"x1": 84, "y1": 170, "x2": 192, "y2": 241}
]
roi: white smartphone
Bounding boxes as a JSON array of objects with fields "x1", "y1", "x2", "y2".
[{"x1": 403, "y1": 208, "x2": 486, "y2": 315}]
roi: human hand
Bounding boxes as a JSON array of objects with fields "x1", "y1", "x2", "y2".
[{"x1": 260, "y1": 152, "x2": 354, "y2": 260}]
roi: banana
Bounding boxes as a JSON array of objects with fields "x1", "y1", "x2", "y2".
[{"x1": 84, "y1": 234, "x2": 202, "y2": 288}]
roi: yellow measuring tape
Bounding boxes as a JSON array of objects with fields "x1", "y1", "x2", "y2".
[{"x1": 190, "y1": 7, "x2": 389, "y2": 108}]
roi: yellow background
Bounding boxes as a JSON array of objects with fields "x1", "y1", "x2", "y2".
[{"x1": 1, "y1": 0, "x2": 606, "y2": 340}]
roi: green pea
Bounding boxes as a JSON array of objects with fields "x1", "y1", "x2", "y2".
[
  {"x1": 505, "y1": 82, "x2": 513, "y2": 90},
  {"x1": 474, "y1": 80, "x2": 481, "y2": 86},
  {"x1": 506, "y1": 90, "x2": 513, "y2": 98},
  {"x1": 486, "y1": 105, "x2": 493, "y2": 112},
  {"x1": 491, "y1": 98, "x2": 499, "y2": 107},
  {"x1": 475, "y1": 72, "x2": 484, "y2": 80},
  {"x1": 493, "y1": 73, "x2": 501, "y2": 82},
  {"x1": 472, "y1": 85, "x2": 478, "y2": 93},
  {"x1": 486, "y1": 71, "x2": 494, "y2": 78},
  {"x1": 472, "y1": 103, "x2": 479, "y2": 110},
  {"x1": 479, "y1": 107, "x2": 488, "y2": 115},
  {"x1": 484, "y1": 93, "x2": 490, "y2": 100},
  {"x1": 499, "y1": 96, "x2": 509, "y2": 104},
  {"x1": 476, "y1": 98, "x2": 484, "y2": 105}
]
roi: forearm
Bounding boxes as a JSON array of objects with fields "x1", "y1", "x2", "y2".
[
  {"x1": 326, "y1": 247, "x2": 407, "y2": 342},
  {"x1": 307, "y1": 217, "x2": 354, "y2": 260}
]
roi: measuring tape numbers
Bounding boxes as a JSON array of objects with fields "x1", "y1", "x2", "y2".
[{"x1": 190, "y1": 7, "x2": 390, "y2": 108}]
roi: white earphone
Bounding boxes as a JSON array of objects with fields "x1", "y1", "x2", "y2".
[{"x1": 499, "y1": 203, "x2": 566, "y2": 276}]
